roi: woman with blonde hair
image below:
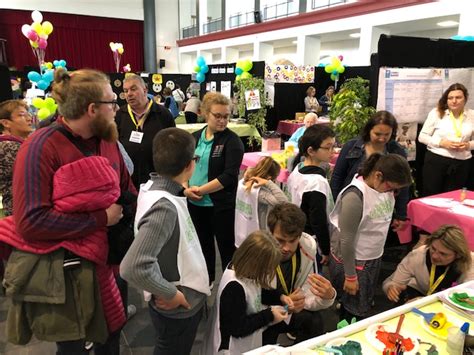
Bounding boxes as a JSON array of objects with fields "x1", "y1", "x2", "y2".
[
  {"x1": 304, "y1": 86, "x2": 319, "y2": 113},
  {"x1": 206, "y1": 230, "x2": 290, "y2": 354},
  {"x1": 383, "y1": 225, "x2": 474, "y2": 303},
  {"x1": 234, "y1": 156, "x2": 288, "y2": 247}
]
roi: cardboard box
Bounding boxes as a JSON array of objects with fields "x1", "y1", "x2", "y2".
[
  {"x1": 294, "y1": 112, "x2": 306, "y2": 121},
  {"x1": 262, "y1": 137, "x2": 281, "y2": 152}
]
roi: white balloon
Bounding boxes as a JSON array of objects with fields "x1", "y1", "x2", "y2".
[{"x1": 32, "y1": 10, "x2": 43, "y2": 23}]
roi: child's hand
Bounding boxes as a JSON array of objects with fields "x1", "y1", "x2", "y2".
[
  {"x1": 280, "y1": 294, "x2": 295, "y2": 311},
  {"x1": 288, "y1": 288, "x2": 305, "y2": 313},
  {"x1": 250, "y1": 176, "x2": 269, "y2": 187},
  {"x1": 153, "y1": 290, "x2": 191, "y2": 310},
  {"x1": 270, "y1": 305, "x2": 288, "y2": 324},
  {"x1": 343, "y1": 278, "x2": 359, "y2": 296}
]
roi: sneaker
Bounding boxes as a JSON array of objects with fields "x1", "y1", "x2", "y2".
[
  {"x1": 84, "y1": 341, "x2": 94, "y2": 351},
  {"x1": 127, "y1": 304, "x2": 137, "y2": 319},
  {"x1": 286, "y1": 332, "x2": 296, "y2": 341}
]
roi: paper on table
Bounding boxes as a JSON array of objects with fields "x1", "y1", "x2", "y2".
[
  {"x1": 449, "y1": 204, "x2": 474, "y2": 217},
  {"x1": 419, "y1": 198, "x2": 461, "y2": 208}
]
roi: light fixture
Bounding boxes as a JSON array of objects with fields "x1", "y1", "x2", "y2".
[
  {"x1": 349, "y1": 32, "x2": 361, "y2": 38},
  {"x1": 292, "y1": 40, "x2": 298, "y2": 44},
  {"x1": 437, "y1": 20, "x2": 459, "y2": 27}
]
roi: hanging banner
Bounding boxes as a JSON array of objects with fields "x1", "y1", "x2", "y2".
[{"x1": 264, "y1": 64, "x2": 315, "y2": 83}]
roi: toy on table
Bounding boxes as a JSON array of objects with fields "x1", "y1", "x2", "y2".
[
  {"x1": 411, "y1": 308, "x2": 455, "y2": 339},
  {"x1": 450, "y1": 292, "x2": 474, "y2": 309}
]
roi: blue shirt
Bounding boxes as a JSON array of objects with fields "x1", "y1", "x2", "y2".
[
  {"x1": 189, "y1": 128, "x2": 214, "y2": 206},
  {"x1": 288, "y1": 126, "x2": 306, "y2": 144}
]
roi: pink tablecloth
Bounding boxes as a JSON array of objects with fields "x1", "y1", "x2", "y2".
[
  {"x1": 397, "y1": 190, "x2": 474, "y2": 250},
  {"x1": 276, "y1": 121, "x2": 304, "y2": 136}
]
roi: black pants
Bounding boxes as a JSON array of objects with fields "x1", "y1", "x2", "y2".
[
  {"x1": 185, "y1": 111, "x2": 198, "y2": 123},
  {"x1": 187, "y1": 203, "x2": 236, "y2": 283},
  {"x1": 422, "y1": 150, "x2": 471, "y2": 196},
  {"x1": 262, "y1": 310, "x2": 324, "y2": 345},
  {"x1": 149, "y1": 304, "x2": 203, "y2": 355},
  {"x1": 56, "y1": 330, "x2": 120, "y2": 355}
]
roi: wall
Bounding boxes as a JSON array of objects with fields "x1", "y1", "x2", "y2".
[{"x1": 155, "y1": 0, "x2": 180, "y2": 73}]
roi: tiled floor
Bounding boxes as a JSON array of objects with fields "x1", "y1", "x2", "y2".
[{"x1": 0, "y1": 244, "x2": 408, "y2": 354}]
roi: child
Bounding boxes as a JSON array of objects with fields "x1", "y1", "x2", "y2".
[
  {"x1": 329, "y1": 153, "x2": 412, "y2": 321},
  {"x1": 120, "y1": 127, "x2": 210, "y2": 355},
  {"x1": 206, "y1": 230, "x2": 289, "y2": 355},
  {"x1": 287, "y1": 124, "x2": 336, "y2": 265},
  {"x1": 234, "y1": 156, "x2": 288, "y2": 247}
]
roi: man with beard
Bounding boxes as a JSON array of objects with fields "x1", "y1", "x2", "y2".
[
  {"x1": 115, "y1": 74, "x2": 175, "y2": 189},
  {"x1": 11, "y1": 68, "x2": 136, "y2": 354}
]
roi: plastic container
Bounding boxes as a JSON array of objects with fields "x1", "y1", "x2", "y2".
[
  {"x1": 460, "y1": 187, "x2": 467, "y2": 202},
  {"x1": 446, "y1": 322, "x2": 469, "y2": 354}
]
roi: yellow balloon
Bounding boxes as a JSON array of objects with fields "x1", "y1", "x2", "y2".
[
  {"x1": 37, "y1": 108, "x2": 51, "y2": 120},
  {"x1": 42, "y1": 21, "x2": 53, "y2": 35},
  {"x1": 32, "y1": 97, "x2": 45, "y2": 109},
  {"x1": 29, "y1": 40, "x2": 39, "y2": 48},
  {"x1": 117, "y1": 47, "x2": 124, "y2": 55},
  {"x1": 31, "y1": 22, "x2": 42, "y2": 33}
]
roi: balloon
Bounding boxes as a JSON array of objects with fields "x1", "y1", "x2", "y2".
[
  {"x1": 37, "y1": 108, "x2": 50, "y2": 120},
  {"x1": 201, "y1": 65, "x2": 209, "y2": 74},
  {"x1": 37, "y1": 80, "x2": 49, "y2": 90},
  {"x1": 235, "y1": 67, "x2": 243, "y2": 75},
  {"x1": 338, "y1": 65, "x2": 345, "y2": 74},
  {"x1": 38, "y1": 38, "x2": 48, "y2": 49},
  {"x1": 338, "y1": 55, "x2": 344, "y2": 61},
  {"x1": 27, "y1": 71, "x2": 41, "y2": 82},
  {"x1": 196, "y1": 56, "x2": 206, "y2": 67},
  {"x1": 53, "y1": 60, "x2": 60, "y2": 67},
  {"x1": 332, "y1": 70, "x2": 338, "y2": 76},
  {"x1": 45, "y1": 62, "x2": 53, "y2": 69},
  {"x1": 241, "y1": 72, "x2": 252, "y2": 79},
  {"x1": 50, "y1": 103, "x2": 58, "y2": 114},
  {"x1": 43, "y1": 69, "x2": 54, "y2": 82},
  {"x1": 31, "y1": 22, "x2": 42, "y2": 34},
  {"x1": 193, "y1": 65, "x2": 201, "y2": 73},
  {"x1": 236, "y1": 60, "x2": 244, "y2": 69},
  {"x1": 241, "y1": 60, "x2": 253, "y2": 72},
  {"x1": 196, "y1": 72, "x2": 205, "y2": 83},
  {"x1": 235, "y1": 75, "x2": 241, "y2": 81},
  {"x1": 44, "y1": 97, "x2": 55, "y2": 109},
  {"x1": 27, "y1": 29, "x2": 39, "y2": 42},
  {"x1": 29, "y1": 40, "x2": 39, "y2": 48},
  {"x1": 117, "y1": 47, "x2": 124, "y2": 55},
  {"x1": 32, "y1": 10, "x2": 43, "y2": 23},
  {"x1": 42, "y1": 21, "x2": 53, "y2": 35},
  {"x1": 59, "y1": 59, "x2": 67, "y2": 67},
  {"x1": 21, "y1": 24, "x2": 31, "y2": 38},
  {"x1": 32, "y1": 97, "x2": 45, "y2": 109},
  {"x1": 324, "y1": 65, "x2": 332, "y2": 73},
  {"x1": 330, "y1": 73, "x2": 338, "y2": 81}
]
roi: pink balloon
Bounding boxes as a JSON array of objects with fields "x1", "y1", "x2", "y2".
[
  {"x1": 21, "y1": 24, "x2": 31, "y2": 38},
  {"x1": 338, "y1": 55, "x2": 344, "y2": 61},
  {"x1": 27, "y1": 29, "x2": 39, "y2": 42},
  {"x1": 38, "y1": 38, "x2": 48, "y2": 49}
]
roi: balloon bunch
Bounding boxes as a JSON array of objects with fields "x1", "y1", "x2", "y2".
[
  {"x1": 123, "y1": 64, "x2": 131, "y2": 73},
  {"x1": 451, "y1": 35, "x2": 474, "y2": 41},
  {"x1": 27, "y1": 59, "x2": 67, "y2": 91},
  {"x1": 32, "y1": 97, "x2": 58, "y2": 121},
  {"x1": 324, "y1": 56, "x2": 345, "y2": 88},
  {"x1": 21, "y1": 10, "x2": 54, "y2": 70},
  {"x1": 193, "y1": 56, "x2": 209, "y2": 83},
  {"x1": 235, "y1": 60, "x2": 253, "y2": 81},
  {"x1": 109, "y1": 42, "x2": 124, "y2": 73}
]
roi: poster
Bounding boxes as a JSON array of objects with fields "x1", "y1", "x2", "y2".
[
  {"x1": 221, "y1": 81, "x2": 231, "y2": 98},
  {"x1": 245, "y1": 89, "x2": 261, "y2": 110},
  {"x1": 210, "y1": 81, "x2": 217, "y2": 92},
  {"x1": 396, "y1": 122, "x2": 418, "y2": 161}
]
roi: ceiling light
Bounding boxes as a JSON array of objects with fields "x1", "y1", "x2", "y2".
[
  {"x1": 437, "y1": 21, "x2": 459, "y2": 27},
  {"x1": 292, "y1": 40, "x2": 298, "y2": 44},
  {"x1": 349, "y1": 32, "x2": 361, "y2": 38}
]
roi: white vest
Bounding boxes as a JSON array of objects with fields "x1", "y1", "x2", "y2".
[
  {"x1": 287, "y1": 166, "x2": 334, "y2": 217},
  {"x1": 135, "y1": 182, "x2": 211, "y2": 296},
  {"x1": 330, "y1": 176, "x2": 395, "y2": 260},
  {"x1": 205, "y1": 268, "x2": 266, "y2": 355},
  {"x1": 234, "y1": 179, "x2": 261, "y2": 247}
]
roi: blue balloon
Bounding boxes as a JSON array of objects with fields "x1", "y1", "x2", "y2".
[
  {"x1": 43, "y1": 69, "x2": 54, "y2": 83},
  {"x1": 27, "y1": 71, "x2": 41, "y2": 83},
  {"x1": 196, "y1": 72, "x2": 205, "y2": 83},
  {"x1": 196, "y1": 56, "x2": 206, "y2": 67},
  {"x1": 201, "y1": 65, "x2": 209, "y2": 74},
  {"x1": 37, "y1": 80, "x2": 49, "y2": 90},
  {"x1": 332, "y1": 70, "x2": 338, "y2": 76},
  {"x1": 235, "y1": 67, "x2": 243, "y2": 75},
  {"x1": 59, "y1": 59, "x2": 67, "y2": 67},
  {"x1": 53, "y1": 60, "x2": 60, "y2": 67}
]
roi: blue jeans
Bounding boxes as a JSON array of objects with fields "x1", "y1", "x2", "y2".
[{"x1": 148, "y1": 304, "x2": 204, "y2": 355}]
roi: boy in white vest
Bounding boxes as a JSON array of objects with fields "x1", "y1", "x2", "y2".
[{"x1": 120, "y1": 127, "x2": 210, "y2": 355}]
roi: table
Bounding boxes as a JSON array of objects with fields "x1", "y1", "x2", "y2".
[
  {"x1": 246, "y1": 281, "x2": 474, "y2": 354},
  {"x1": 276, "y1": 118, "x2": 331, "y2": 136},
  {"x1": 397, "y1": 190, "x2": 474, "y2": 250},
  {"x1": 176, "y1": 123, "x2": 261, "y2": 139}
]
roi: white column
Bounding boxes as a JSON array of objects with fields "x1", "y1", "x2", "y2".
[
  {"x1": 254, "y1": 41, "x2": 273, "y2": 62},
  {"x1": 358, "y1": 25, "x2": 388, "y2": 65},
  {"x1": 297, "y1": 35, "x2": 321, "y2": 66},
  {"x1": 223, "y1": 47, "x2": 239, "y2": 63},
  {"x1": 199, "y1": 1, "x2": 208, "y2": 35},
  {"x1": 179, "y1": 52, "x2": 195, "y2": 74}
]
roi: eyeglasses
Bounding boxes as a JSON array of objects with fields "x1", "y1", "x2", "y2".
[
  {"x1": 95, "y1": 94, "x2": 119, "y2": 110},
  {"x1": 210, "y1": 112, "x2": 231, "y2": 121},
  {"x1": 192, "y1": 155, "x2": 200, "y2": 163}
]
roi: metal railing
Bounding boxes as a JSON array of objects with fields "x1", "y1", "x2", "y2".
[
  {"x1": 311, "y1": 0, "x2": 348, "y2": 10},
  {"x1": 229, "y1": 10, "x2": 256, "y2": 28},
  {"x1": 203, "y1": 17, "x2": 223, "y2": 34},
  {"x1": 182, "y1": 24, "x2": 199, "y2": 39},
  {"x1": 263, "y1": 1, "x2": 299, "y2": 21}
]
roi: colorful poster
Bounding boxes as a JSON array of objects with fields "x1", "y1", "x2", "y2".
[
  {"x1": 264, "y1": 64, "x2": 315, "y2": 83},
  {"x1": 245, "y1": 89, "x2": 261, "y2": 110}
]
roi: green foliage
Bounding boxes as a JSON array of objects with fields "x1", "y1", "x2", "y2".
[
  {"x1": 234, "y1": 77, "x2": 267, "y2": 145},
  {"x1": 329, "y1": 77, "x2": 375, "y2": 144}
]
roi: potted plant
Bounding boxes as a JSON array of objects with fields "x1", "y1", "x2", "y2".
[{"x1": 329, "y1": 77, "x2": 375, "y2": 144}]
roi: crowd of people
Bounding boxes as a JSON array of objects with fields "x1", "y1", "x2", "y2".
[{"x1": 0, "y1": 72, "x2": 473, "y2": 355}]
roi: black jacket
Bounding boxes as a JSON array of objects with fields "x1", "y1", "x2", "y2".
[
  {"x1": 192, "y1": 127, "x2": 244, "y2": 211},
  {"x1": 115, "y1": 102, "x2": 175, "y2": 189}
]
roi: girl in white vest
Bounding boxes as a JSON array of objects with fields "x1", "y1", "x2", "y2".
[
  {"x1": 234, "y1": 157, "x2": 288, "y2": 247},
  {"x1": 287, "y1": 124, "x2": 336, "y2": 265},
  {"x1": 328, "y1": 153, "x2": 412, "y2": 321},
  {"x1": 205, "y1": 230, "x2": 290, "y2": 355}
]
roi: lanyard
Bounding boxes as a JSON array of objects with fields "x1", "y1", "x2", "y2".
[
  {"x1": 449, "y1": 111, "x2": 464, "y2": 138},
  {"x1": 427, "y1": 264, "x2": 450, "y2": 295},
  {"x1": 127, "y1": 100, "x2": 153, "y2": 131},
  {"x1": 276, "y1": 253, "x2": 297, "y2": 295}
]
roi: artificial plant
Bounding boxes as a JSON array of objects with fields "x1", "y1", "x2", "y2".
[
  {"x1": 234, "y1": 77, "x2": 267, "y2": 145},
  {"x1": 329, "y1": 77, "x2": 376, "y2": 144}
]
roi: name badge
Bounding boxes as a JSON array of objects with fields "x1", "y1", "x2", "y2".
[{"x1": 129, "y1": 131, "x2": 144, "y2": 144}]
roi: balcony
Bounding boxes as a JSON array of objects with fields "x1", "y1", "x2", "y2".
[
  {"x1": 229, "y1": 11, "x2": 256, "y2": 29},
  {"x1": 182, "y1": 24, "x2": 199, "y2": 39},
  {"x1": 203, "y1": 18, "x2": 223, "y2": 35},
  {"x1": 263, "y1": 1, "x2": 299, "y2": 21},
  {"x1": 311, "y1": 0, "x2": 348, "y2": 10}
]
